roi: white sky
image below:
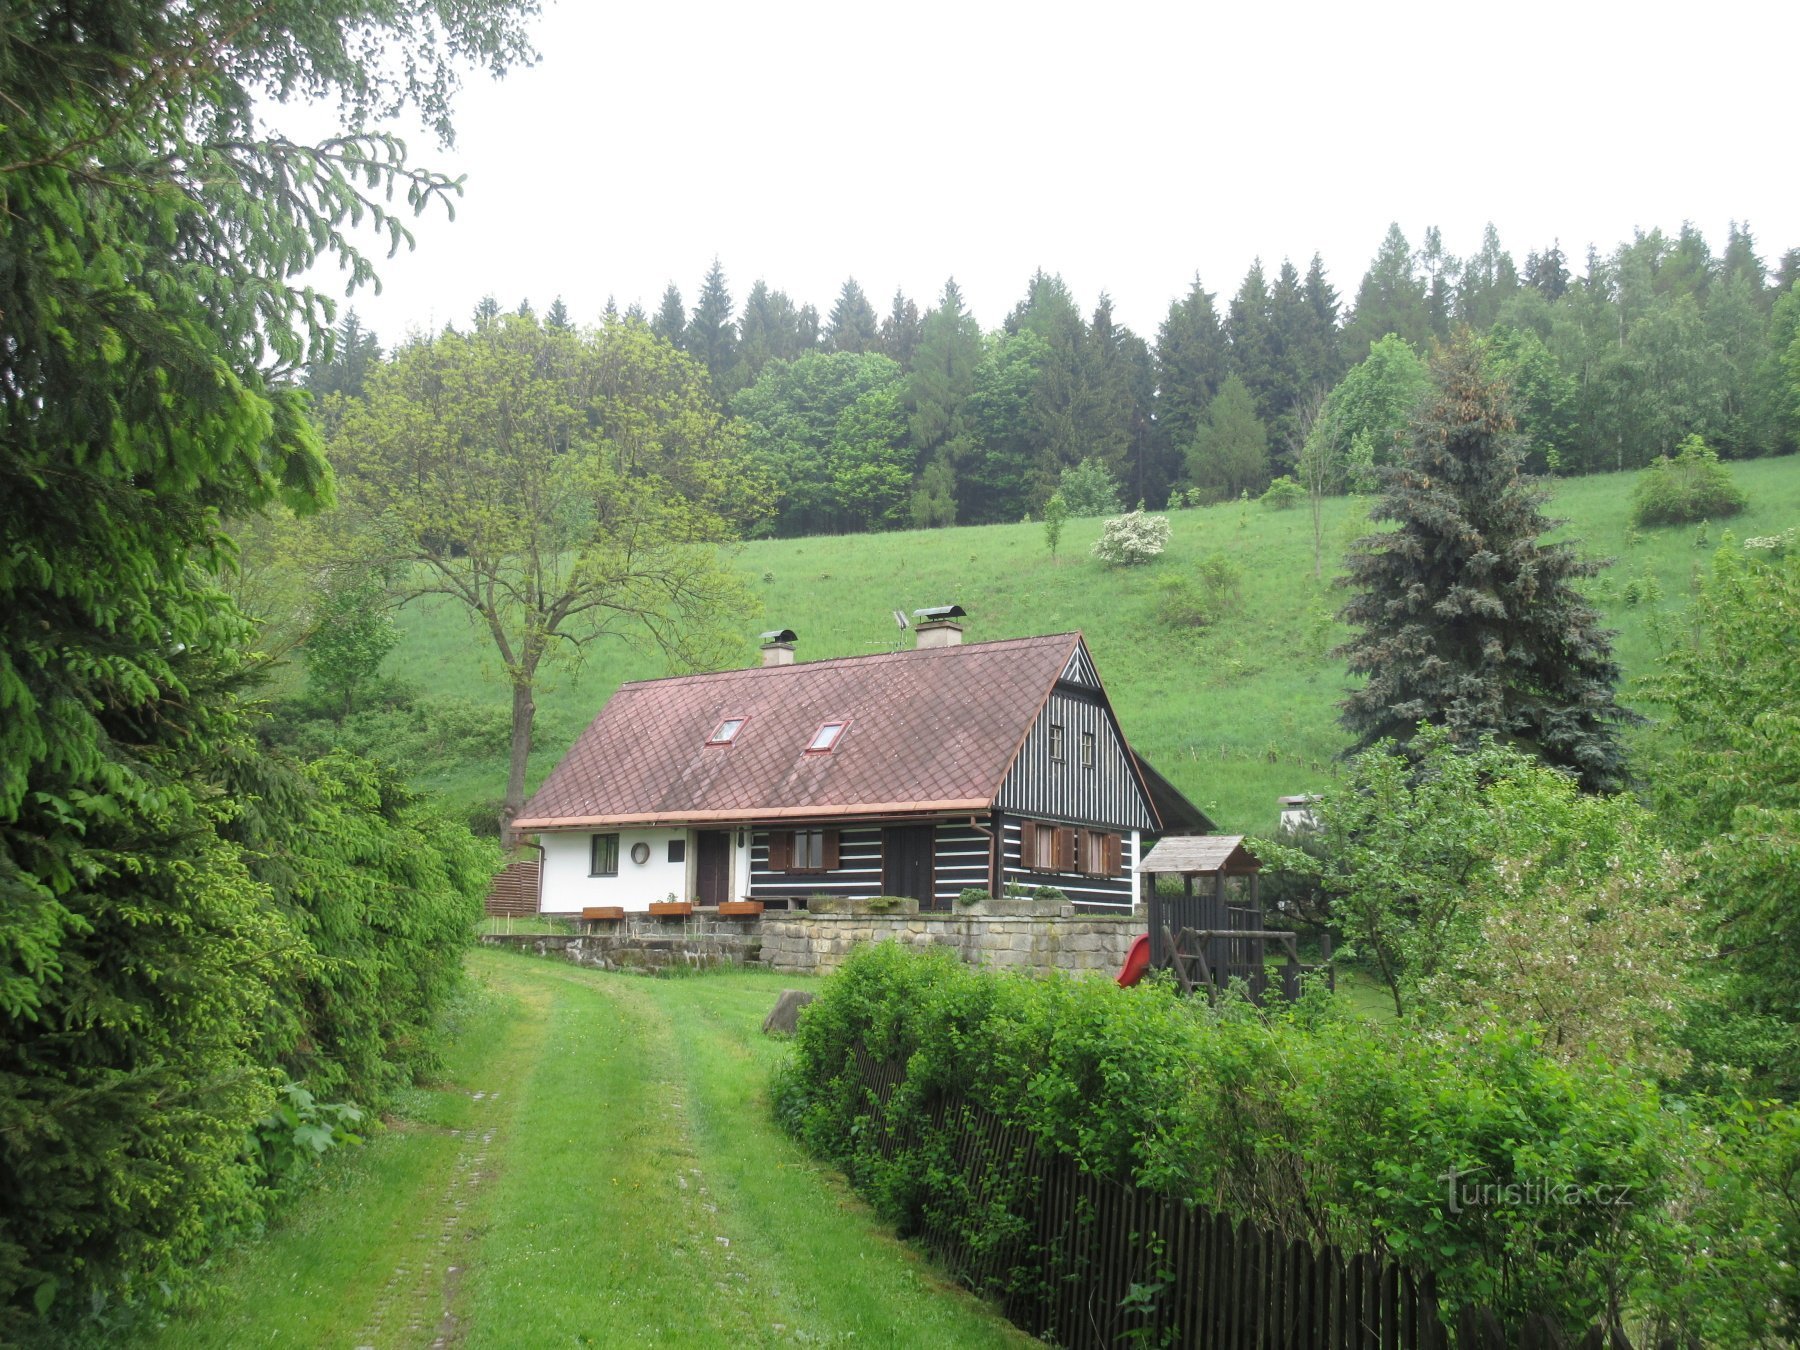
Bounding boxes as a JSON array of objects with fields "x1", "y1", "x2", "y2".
[{"x1": 291, "y1": 0, "x2": 1799, "y2": 345}]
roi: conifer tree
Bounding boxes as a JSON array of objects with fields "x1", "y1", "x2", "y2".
[
  {"x1": 825, "y1": 278, "x2": 879, "y2": 353},
  {"x1": 1341, "y1": 223, "x2": 1431, "y2": 363},
  {"x1": 879, "y1": 288, "x2": 923, "y2": 368},
  {"x1": 907, "y1": 278, "x2": 984, "y2": 468},
  {"x1": 1154, "y1": 276, "x2": 1230, "y2": 491},
  {"x1": 1338, "y1": 334, "x2": 1632, "y2": 791},
  {"x1": 545, "y1": 295, "x2": 572, "y2": 331},
  {"x1": 652, "y1": 282, "x2": 686, "y2": 348},
  {"x1": 686, "y1": 257, "x2": 738, "y2": 389}
]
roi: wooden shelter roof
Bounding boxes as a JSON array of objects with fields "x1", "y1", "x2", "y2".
[{"x1": 1138, "y1": 834, "x2": 1260, "y2": 876}]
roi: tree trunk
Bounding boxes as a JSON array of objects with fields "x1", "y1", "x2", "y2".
[{"x1": 502, "y1": 679, "x2": 536, "y2": 845}]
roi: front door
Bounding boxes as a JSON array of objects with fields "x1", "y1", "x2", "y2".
[
  {"x1": 695, "y1": 830, "x2": 732, "y2": 906},
  {"x1": 882, "y1": 825, "x2": 938, "y2": 910}
]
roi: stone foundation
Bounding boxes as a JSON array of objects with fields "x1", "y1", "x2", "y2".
[
  {"x1": 480, "y1": 912, "x2": 761, "y2": 973},
  {"x1": 758, "y1": 909, "x2": 1140, "y2": 977}
]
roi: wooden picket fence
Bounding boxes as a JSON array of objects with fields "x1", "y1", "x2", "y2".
[{"x1": 852, "y1": 1046, "x2": 1638, "y2": 1350}]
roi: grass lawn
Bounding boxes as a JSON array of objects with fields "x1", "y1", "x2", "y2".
[
  {"x1": 357, "y1": 457, "x2": 1800, "y2": 834},
  {"x1": 148, "y1": 950, "x2": 1030, "y2": 1349}
]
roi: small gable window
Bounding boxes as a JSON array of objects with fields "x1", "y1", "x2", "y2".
[
  {"x1": 807, "y1": 721, "x2": 847, "y2": 753},
  {"x1": 590, "y1": 833, "x2": 620, "y2": 877},
  {"x1": 1049, "y1": 724, "x2": 1066, "y2": 763},
  {"x1": 1080, "y1": 730, "x2": 1096, "y2": 769},
  {"x1": 708, "y1": 717, "x2": 746, "y2": 745}
]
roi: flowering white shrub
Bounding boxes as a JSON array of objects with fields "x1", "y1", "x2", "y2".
[{"x1": 1091, "y1": 509, "x2": 1170, "y2": 566}]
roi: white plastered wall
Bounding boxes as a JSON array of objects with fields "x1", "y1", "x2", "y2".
[{"x1": 539, "y1": 828, "x2": 691, "y2": 912}]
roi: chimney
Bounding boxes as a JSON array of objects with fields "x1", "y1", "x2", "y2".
[
  {"x1": 911, "y1": 605, "x2": 967, "y2": 648},
  {"x1": 759, "y1": 628, "x2": 797, "y2": 667}
]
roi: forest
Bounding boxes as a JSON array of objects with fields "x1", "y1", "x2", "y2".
[{"x1": 311, "y1": 220, "x2": 1800, "y2": 534}]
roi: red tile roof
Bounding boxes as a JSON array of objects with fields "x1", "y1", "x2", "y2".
[{"x1": 513, "y1": 633, "x2": 1083, "y2": 829}]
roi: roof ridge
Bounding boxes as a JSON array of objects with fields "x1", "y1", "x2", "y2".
[{"x1": 615, "y1": 631, "x2": 1082, "y2": 691}]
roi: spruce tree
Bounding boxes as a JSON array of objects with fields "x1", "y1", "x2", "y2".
[
  {"x1": 686, "y1": 257, "x2": 738, "y2": 389},
  {"x1": 879, "y1": 288, "x2": 923, "y2": 368},
  {"x1": 1341, "y1": 223, "x2": 1430, "y2": 363},
  {"x1": 825, "y1": 278, "x2": 879, "y2": 353},
  {"x1": 1337, "y1": 334, "x2": 1633, "y2": 791},
  {"x1": 652, "y1": 282, "x2": 686, "y2": 348},
  {"x1": 1154, "y1": 276, "x2": 1230, "y2": 493},
  {"x1": 907, "y1": 278, "x2": 983, "y2": 468}
]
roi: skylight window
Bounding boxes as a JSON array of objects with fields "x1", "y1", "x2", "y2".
[
  {"x1": 708, "y1": 717, "x2": 746, "y2": 745},
  {"x1": 807, "y1": 721, "x2": 847, "y2": 753}
]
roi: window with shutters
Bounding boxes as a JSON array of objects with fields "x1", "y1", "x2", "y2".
[
  {"x1": 1020, "y1": 820, "x2": 1077, "y2": 873},
  {"x1": 1081, "y1": 829, "x2": 1122, "y2": 877},
  {"x1": 771, "y1": 828, "x2": 839, "y2": 872}
]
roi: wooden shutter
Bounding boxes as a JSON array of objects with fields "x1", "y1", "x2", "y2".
[
  {"x1": 768, "y1": 830, "x2": 791, "y2": 872},
  {"x1": 821, "y1": 829, "x2": 840, "y2": 871},
  {"x1": 1020, "y1": 820, "x2": 1038, "y2": 871},
  {"x1": 1054, "y1": 827, "x2": 1077, "y2": 873},
  {"x1": 1103, "y1": 832, "x2": 1123, "y2": 878}
]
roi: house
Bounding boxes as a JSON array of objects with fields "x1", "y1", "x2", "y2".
[{"x1": 511, "y1": 613, "x2": 1211, "y2": 914}]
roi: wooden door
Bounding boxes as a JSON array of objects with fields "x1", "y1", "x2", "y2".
[
  {"x1": 695, "y1": 830, "x2": 732, "y2": 906},
  {"x1": 882, "y1": 825, "x2": 938, "y2": 909}
]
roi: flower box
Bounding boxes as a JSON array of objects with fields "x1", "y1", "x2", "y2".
[
  {"x1": 648, "y1": 901, "x2": 694, "y2": 918},
  {"x1": 717, "y1": 900, "x2": 764, "y2": 918}
]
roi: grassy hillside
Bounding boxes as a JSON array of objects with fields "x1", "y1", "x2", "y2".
[{"x1": 385, "y1": 457, "x2": 1800, "y2": 833}]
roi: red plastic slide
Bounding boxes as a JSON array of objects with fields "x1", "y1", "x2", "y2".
[{"x1": 1116, "y1": 933, "x2": 1152, "y2": 987}]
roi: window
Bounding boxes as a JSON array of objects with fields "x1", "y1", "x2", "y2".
[
  {"x1": 590, "y1": 833, "x2": 619, "y2": 876},
  {"x1": 1081, "y1": 829, "x2": 1122, "y2": 878},
  {"x1": 769, "y1": 828, "x2": 839, "y2": 872},
  {"x1": 1049, "y1": 724, "x2": 1065, "y2": 762},
  {"x1": 1080, "y1": 730, "x2": 1095, "y2": 769},
  {"x1": 1020, "y1": 820, "x2": 1075, "y2": 873},
  {"x1": 708, "y1": 717, "x2": 746, "y2": 745},
  {"x1": 667, "y1": 838, "x2": 686, "y2": 864},
  {"x1": 807, "y1": 721, "x2": 847, "y2": 753}
]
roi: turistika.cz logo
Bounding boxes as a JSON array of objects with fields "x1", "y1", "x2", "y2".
[{"x1": 1439, "y1": 1164, "x2": 1634, "y2": 1215}]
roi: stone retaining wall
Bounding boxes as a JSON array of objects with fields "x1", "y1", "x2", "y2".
[
  {"x1": 479, "y1": 913, "x2": 761, "y2": 973},
  {"x1": 759, "y1": 910, "x2": 1140, "y2": 977}
]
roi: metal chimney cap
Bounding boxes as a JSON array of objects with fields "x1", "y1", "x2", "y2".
[
  {"x1": 911, "y1": 605, "x2": 966, "y2": 621},
  {"x1": 759, "y1": 628, "x2": 798, "y2": 644}
]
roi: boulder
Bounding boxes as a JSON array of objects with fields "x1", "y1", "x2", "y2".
[{"x1": 761, "y1": 988, "x2": 816, "y2": 1036}]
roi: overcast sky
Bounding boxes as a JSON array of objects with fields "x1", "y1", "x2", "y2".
[{"x1": 293, "y1": 0, "x2": 1798, "y2": 346}]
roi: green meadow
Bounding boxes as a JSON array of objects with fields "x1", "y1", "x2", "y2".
[{"x1": 381, "y1": 458, "x2": 1800, "y2": 833}]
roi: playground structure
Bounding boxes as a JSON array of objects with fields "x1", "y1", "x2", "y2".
[{"x1": 1125, "y1": 835, "x2": 1332, "y2": 1002}]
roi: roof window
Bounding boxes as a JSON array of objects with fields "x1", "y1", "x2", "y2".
[
  {"x1": 807, "y1": 721, "x2": 847, "y2": 753},
  {"x1": 708, "y1": 717, "x2": 746, "y2": 745}
]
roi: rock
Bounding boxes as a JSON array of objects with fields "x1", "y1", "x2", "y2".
[{"x1": 761, "y1": 988, "x2": 816, "y2": 1036}]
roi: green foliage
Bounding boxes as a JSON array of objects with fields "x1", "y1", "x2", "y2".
[
  {"x1": 1153, "y1": 553, "x2": 1244, "y2": 631},
  {"x1": 0, "y1": 0, "x2": 535, "y2": 1328},
  {"x1": 1339, "y1": 334, "x2": 1634, "y2": 792},
  {"x1": 1640, "y1": 541, "x2": 1800, "y2": 1088},
  {"x1": 1185, "y1": 374, "x2": 1270, "y2": 500},
  {"x1": 1055, "y1": 458, "x2": 1123, "y2": 517},
  {"x1": 1312, "y1": 333, "x2": 1431, "y2": 485},
  {"x1": 1259, "y1": 475, "x2": 1305, "y2": 509},
  {"x1": 735, "y1": 351, "x2": 911, "y2": 534},
  {"x1": 1261, "y1": 727, "x2": 1695, "y2": 1071},
  {"x1": 1628, "y1": 434, "x2": 1750, "y2": 527},
  {"x1": 956, "y1": 887, "x2": 990, "y2": 907},
  {"x1": 301, "y1": 575, "x2": 399, "y2": 719},
  {"x1": 253, "y1": 1084, "x2": 365, "y2": 1191},
  {"x1": 1041, "y1": 491, "x2": 1069, "y2": 559},
  {"x1": 774, "y1": 944, "x2": 1789, "y2": 1335},
  {"x1": 1092, "y1": 510, "x2": 1172, "y2": 566}
]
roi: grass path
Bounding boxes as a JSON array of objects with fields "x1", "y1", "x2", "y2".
[{"x1": 149, "y1": 950, "x2": 1027, "y2": 1348}]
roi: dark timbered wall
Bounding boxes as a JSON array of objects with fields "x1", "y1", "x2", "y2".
[
  {"x1": 933, "y1": 822, "x2": 992, "y2": 905},
  {"x1": 997, "y1": 688, "x2": 1155, "y2": 833},
  {"x1": 1000, "y1": 819, "x2": 1137, "y2": 911}
]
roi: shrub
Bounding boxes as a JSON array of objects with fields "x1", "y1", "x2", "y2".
[
  {"x1": 1629, "y1": 435, "x2": 1748, "y2": 527},
  {"x1": 956, "y1": 887, "x2": 989, "y2": 907},
  {"x1": 1092, "y1": 510, "x2": 1170, "y2": 566},
  {"x1": 1259, "y1": 475, "x2": 1305, "y2": 510},
  {"x1": 1056, "y1": 458, "x2": 1122, "y2": 517},
  {"x1": 773, "y1": 943, "x2": 1796, "y2": 1338}
]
